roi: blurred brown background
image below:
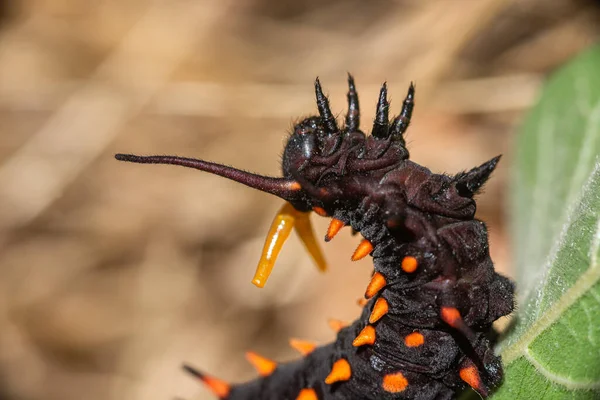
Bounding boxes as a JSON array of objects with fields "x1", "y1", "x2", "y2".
[{"x1": 0, "y1": 1, "x2": 598, "y2": 399}]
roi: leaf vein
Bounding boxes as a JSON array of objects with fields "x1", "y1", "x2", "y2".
[
  {"x1": 502, "y1": 196, "x2": 600, "y2": 363},
  {"x1": 523, "y1": 347, "x2": 600, "y2": 390}
]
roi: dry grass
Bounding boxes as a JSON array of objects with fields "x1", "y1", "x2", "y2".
[{"x1": 0, "y1": 0, "x2": 598, "y2": 399}]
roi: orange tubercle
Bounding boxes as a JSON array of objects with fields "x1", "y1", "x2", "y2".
[
  {"x1": 441, "y1": 307, "x2": 462, "y2": 328},
  {"x1": 325, "y1": 218, "x2": 345, "y2": 241},
  {"x1": 182, "y1": 364, "x2": 230, "y2": 398},
  {"x1": 289, "y1": 338, "x2": 317, "y2": 356},
  {"x1": 365, "y1": 272, "x2": 387, "y2": 299},
  {"x1": 324, "y1": 359, "x2": 352, "y2": 384},
  {"x1": 369, "y1": 297, "x2": 389, "y2": 323},
  {"x1": 245, "y1": 351, "x2": 278, "y2": 376},
  {"x1": 296, "y1": 388, "x2": 318, "y2": 400},
  {"x1": 404, "y1": 332, "x2": 425, "y2": 347},
  {"x1": 289, "y1": 181, "x2": 302, "y2": 191},
  {"x1": 401, "y1": 256, "x2": 418, "y2": 273},
  {"x1": 312, "y1": 206, "x2": 328, "y2": 217},
  {"x1": 352, "y1": 325, "x2": 376, "y2": 347},
  {"x1": 351, "y1": 239, "x2": 373, "y2": 261},
  {"x1": 328, "y1": 318, "x2": 349, "y2": 333},
  {"x1": 382, "y1": 372, "x2": 409, "y2": 393},
  {"x1": 460, "y1": 366, "x2": 483, "y2": 392},
  {"x1": 357, "y1": 298, "x2": 369, "y2": 307}
]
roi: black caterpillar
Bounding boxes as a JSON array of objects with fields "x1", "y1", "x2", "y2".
[{"x1": 115, "y1": 75, "x2": 514, "y2": 400}]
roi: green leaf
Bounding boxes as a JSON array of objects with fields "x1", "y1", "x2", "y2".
[{"x1": 492, "y1": 45, "x2": 600, "y2": 398}]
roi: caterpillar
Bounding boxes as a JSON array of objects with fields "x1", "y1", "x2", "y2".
[{"x1": 115, "y1": 75, "x2": 515, "y2": 400}]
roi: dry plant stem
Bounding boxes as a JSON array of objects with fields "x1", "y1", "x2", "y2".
[{"x1": 0, "y1": 1, "x2": 231, "y2": 240}]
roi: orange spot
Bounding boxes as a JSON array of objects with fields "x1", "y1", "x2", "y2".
[
  {"x1": 401, "y1": 256, "x2": 418, "y2": 273},
  {"x1": 441, "y1": 307, "x2": 462, "y2": 328},
  {"x1": 325, "y1": 218, "x2": 345, "y2": 241},
  {"x1": 290, "y1": 181, "x2": 302, "y2": 191},
  {"x1": 382, "y1": 372, "x2": 408, "y2": 393},
  {"x1": 312, "y1": 206, "x2": 328, "y2": 217},
  {"x1": 328, "y1": 319, "x2": 349, "y2": 333},
  {"x1": 365, "y1": 272, "x2": 387, "y2": 299},
  {"x1": 404, "y1": 332, "x2": 424, "y2": 347},
  {"x1": 324, "y1": 359, "x2": 352, "y2": 384},
  {"x1": 352, "y1": 325, "x2": 376, "y2": 347},
  {"x1": 296, "y1": 388, "x2": 318, "y2": 400},
  {"x1": 245, "y1": 351, "x2": 277, "y2": 376},
  {"x1": 351, "y1": 239, "x2": 373, "y2": 261},
  {"x1": 369, "y1": 297, "x2": 389, "y2": 323},
  {"x1": 460, "y1": 366, "x2": 482, "y2": 392},
  {"x1": 357, "y1": 298, "x2": 368, "y2": 307},
  {"x1": 182, "y1": 364, "x2": 230, "y2": 398},
  {"x1": 289, "y1": 338, "x2": 317, "y2": 356}
]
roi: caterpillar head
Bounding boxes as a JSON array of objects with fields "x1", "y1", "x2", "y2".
[
  {"x1": 281, "y1": 76, "x2": 412, "y2": 212},
  {"x1": 114, "y1": 76, "x2": 414, "y2": 287}
]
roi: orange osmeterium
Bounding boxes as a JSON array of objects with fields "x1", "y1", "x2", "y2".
[
  {"x1": 328, "y1": 319, "x2": 349, "y2": 333},
  {"x1": 289, "y1": 338, "x2": 317, "y2": 356},
  {"x1": 404, "y1": 332, "x2": 425, "y2": 347},
  {"x1": 325, "y1": 218, "x2": 345, "y2": 241},
  {"x1": 382, "y1": 372, "x2": 409, "y2": 393},
  {"x1": 293, "y1": 208, "x2": 328, "y2": 273},
  {"x1": 324, "y1": 359, "x2": 352, "y2": 384},
  {"x1": 253, "y1": 203, "x2": 327, "y2": 287},
  {"x1": 351, "y1": 239, "x2": 373, "y2": 261},
  {"x1": 460, "y1": 365, "x2": 484, "y2": 393},
  {"x1": 441, "y1": 306, "x2": 462, "y2": 328},
  {"x1": 182, "y1": 364, "x2": 231, "y2": 399},
  {"x1": 352, "y1": 325, "x2": 376, "y2": 347},
  {"x1": 245, "y1": 351, "x2": 278, "y2": 376},
  {"x1": 401, "y1": 256, "x2": 418, "y2": 273},
  {"x1": 296, "y1": 388, "x2": 318, "y2": 400},
  {"x1": 365, "y1": 272, "x2": 387, "y2": 299}
]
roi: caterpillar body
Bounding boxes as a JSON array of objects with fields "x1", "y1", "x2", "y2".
[{"x1": 116, "y1": 75, "x2": 514, "y2": 400}]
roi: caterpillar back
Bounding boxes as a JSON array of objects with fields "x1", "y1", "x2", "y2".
[{"x1": 116, "y1": 75, "x2": 514, "y2": 400}]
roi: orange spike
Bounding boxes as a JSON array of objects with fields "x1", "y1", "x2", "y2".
[
  {"x1": 312, "y1": 206, "x2": 328, "y2": 217},
  {"x1": 289, "y1": 338, "x2": 317, "y2": 356},
  {"x1": 369, "y1": 297, "x2": 389, "y2": 323},
  {"x1": 325, "y1": 218, "x2": 345, "y2": 241},
  {"x1": 401, "y1": 256, "x2": 418, "y2": 273},
  {"x1": 365, "y1": 272, "x2": 387, "y2": 299},
  {"x1": 296, "y1": 388, "x2": 318, "y2": 400},
  {"x1": 351, "y1": 239, "x2": 373, "y2": 261},
  {"x1": 324, "y1": 359, "x2": 352, "y2": 384},
  {"x1": 328, "y1": 319, "x2": 349, "y2": 333},
  {"x1": 460, "y1": 365, "x2": 484, "y2": 393},
  {"x1": 382, "y1": 372, "x2": 409, "y2": 393},
  {"x1": 441, "y1": 307, "x2": 462, "y2": 328},
  {"x1": 245, "y1": 351, "x2": 277, "y2": 376},
  {"x1": 294, "y1": 210, "x2": 328, "y2": 272},
  {"x1": 352, "y1": 325, "x2": 376, "y2": 347},
  {"x1": 357, "y1": 298, "x2": 368, "y2": 307},
  {"x1": 182, "y1": 364, "x2": 230, "y2": 398},
  {"x1": 404, "y1": 332, "x2": 425, "y2": 347}
]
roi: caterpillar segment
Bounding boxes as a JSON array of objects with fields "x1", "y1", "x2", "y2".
[{"x1": 117, "y1": 75, "x2": 514, "y2": 399}]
